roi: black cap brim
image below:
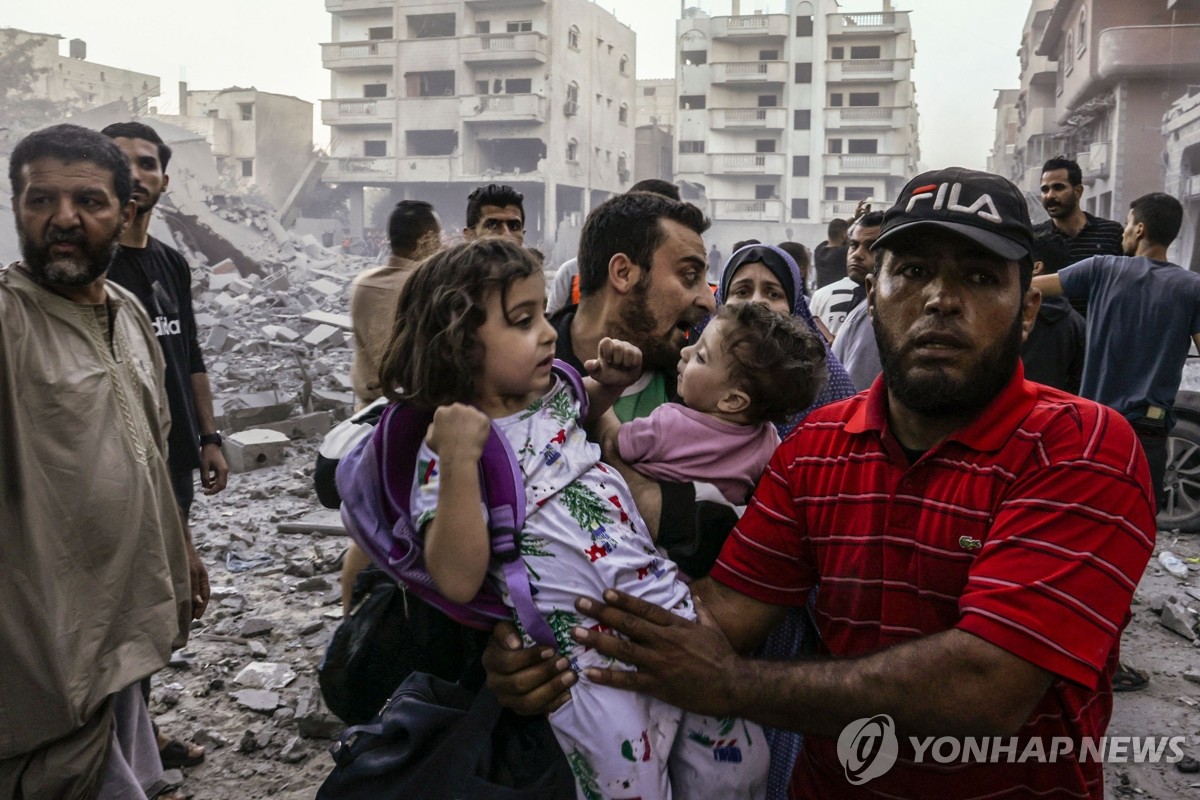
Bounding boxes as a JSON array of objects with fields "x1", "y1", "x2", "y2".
[{"x1": 871, "y1": 220, "x2": 1031, "y2": 262}]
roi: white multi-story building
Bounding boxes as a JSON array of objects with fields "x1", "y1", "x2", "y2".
[
  {"x1": 321, "y1": 0, "x2": 636, "y2": 251},
  {"x1": 0, "y1": 27, "x2": 159, "y2": 117},
  {"x1": 672, "y1": 0, "x2": 919, "y2": 244}
]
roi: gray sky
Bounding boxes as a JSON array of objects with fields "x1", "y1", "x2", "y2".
[{"x1": 3, "y1": 0, "x2": 1026, "y2": 169}]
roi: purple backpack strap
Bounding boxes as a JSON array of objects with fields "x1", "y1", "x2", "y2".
[
  {"x1": 479, "y1": 429, "x2": 558, "y2": 648},
  {"x1": 551, "y1": 359, "x2": 588, "y2": 418}
]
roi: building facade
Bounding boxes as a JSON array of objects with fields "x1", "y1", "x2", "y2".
[
  {"x1": 321, "y1": 0, "x2": 637, "y2": 252},
  {"x1": 161, "y1": 88, "x2": 315, "y2": 211},
  {"x1": 999, "y1": 0, "x2": 1200, "y2": 224},
  {"x1": 1, "y1": 28, "x2": 159, "y2": 118},
  {"x1": 672, "y1": 0, "x2": 919, "y2": 245}
]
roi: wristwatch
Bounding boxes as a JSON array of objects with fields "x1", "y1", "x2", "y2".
[{"x1": 199, "y1": 432, "x2": 223, "y2": 448}]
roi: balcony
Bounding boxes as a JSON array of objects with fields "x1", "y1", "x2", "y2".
[
  {"x1": 711, "y1": 15, "x2": 789, "y2": 40},
  {"x1": 464, "y1": 0, "x2": 545, "y2": 6},
  {"x1": 324, "y1": 157, "x2": 398, "y2": 182},
  {"x1": 325, "y1": 0, "x2": 392, "y2": 10},
  {"x1": 711, "y1": 61, "x2": 788, "y2": 86},
  {"x1": 1098, "y1": 25, "x2": 1200, "y2": 81},
  {"x1": 712, "y1": 199, "x2": 783, "y2": 221},
  {"x1": 829, "y1": 12, "x2": 905, "y2": 35},
  {"x1": 1077, "y1": 141, "x2": 1111, "y2": 184},
  {"x1": 827, "y1": 59, "x2": 904, "y2": 82},
  {"x1": 825, "y1": 153, "x2": 908, "y2": 175},
  {"x1": 709, "y1": 152, "x2": 787, "y2": 175},
  {"x1": 1186, "y1": 173, "x2": 1200, "y2": 198},
  {"x1": 1020, "y1": 105, "x2": 1057, "y2": 137},
  {"x1": 321, "y1": 98, "x2": 398, "y2": 125},
  {"x1": 461, "y1": 32, "x2": 547, "y2": 66},
  {"x1": 822, "y1": 200, "x2": 862, "y2": 219},
  {"x1": 710, "y1": 107, "x2": 787, "y2": 130},
  {"x1": 460, "y1": 94, "x2": 546, "y2": 124},
  {"x1": 825, "y1": 106, "x2": 906, "y2": 129},
  {"x1": 322, "y1": 40, "x2": 398, "y2": 70}
]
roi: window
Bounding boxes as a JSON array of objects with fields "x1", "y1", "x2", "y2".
[
  {"x1": 207, "y1": 109, "x2": 219, "y2": 118},
  {"x1": 363, "y1": 140, "x2": 387, "y2": 157},
  {"x1": 564, "y1": 81, "x2": 579, "y2": 115},
  {"x1": 792, "y1": 156, "x2": 810, "y2": 177},
  {"x1": 505, "y1": 78, "x2": 531, "y2": 94},
  {"x1": 506, "y1": 20, "x2": 532, "y2": 32},
  {"x1": 476, "y1": 80, "x2": 489, "y2": 95},
  {"x1": 830, "y1": 93, "x2": 844, "y2": 107},
  {"x1": 796, "y1": 16, "x2": 814, "y2": 36},
  {"x1": 363, "y1": 83, "x2": 387, "y2": 98},
  {"x1": 844, "y1": 187, "x2": 873, "y2": 201},
  {"x1": 755, "y1": 184, "x2": 776, "y2": 200},
  {"x1": 759, "y1": 50, "x2": 778, "y2": 61},
  {"x1": 679, "y1": 95, "x2": 706, "y2": 110},
  {"x1": 238, "y1": 103, "x2": 254, "y2": 121},
  {"x1": 568, "y1": 26, "x2": 580, "y2": 50},
  {"x1": 829, "y1": 138, "x2": 843, "y2": 154},
  {"x1": 681, "y1": 49, "x2": 707, "y2": 66},
  {"x1": 793, "y1": 109, "x2": 811, "y2": 130},
  {"x1": 758, "y1": 95, "x2": 778, "y2": 107},
  {"x1": 619, "y1": 103, "x2": 629, "y2": 124},
  {"x1": 408, "y1": 14, "x2": 455, "y2": 38},
  {"x1": 795, "y1": 63, "x2": 813, "y2": 83},
  {"x1": 100, "y1": 71, "x2": 105, "y2": 82},
  {"x1": 620, "y1": 55, "x2": 629, "y2": 75},
  {"x1": 475, "y1": 21, "x2": 490, "y2": 34},
  {"x1": 755, "y1": 139, "x2": 776, "y2": 153},
  {"x1": 1077, "y1": 8, "x2": 1087, "y2": 55},
  {"x1": 643, "y1": 86, "x2": 657, "y2": 96},
  {"x1": 848, "y1": 139, "x2": 878, "y2": 154},
  {"x1": 406, "y1": 71, "x2": 455, "y2": 97},
  {"x1": 831, "y1": 46, "x2": 844, "y2": 60},
  {"x1": 618, "y1": 153, "x2": 630, "y2": 181},
  {"x1": 679, "y1": 140, "x2": 705, "y2": 154},
  {"x1": 1064, "y1": 32, "x2": 1074, "y2": 74},
  {"x1": 849, "y1": 92, "x2": 880, "y2": 107},
  {"x1": 368, "y1": 26, "x2": 393, "y2": 40},
  {"x1": 850, "y1": 45, "x2": 881, "y2": 59},
  {"x1": 406, "y1": 129, "x2": 457, "y2": 156},
  {"x1": 566, "y1": 138, "x2": 578, "y2": 162},
  {"x1": 824, "y1": 186, "x2": 839, "y2": 201},
  {"x1": 240, "y1": 159, "x2": 254, "y2": 177},
  {"x1": 791, "y1": 198, "x2": 809, "y2": 219}
]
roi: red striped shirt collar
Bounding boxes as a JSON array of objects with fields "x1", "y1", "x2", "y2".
[{"x1": 846, "y1": 361, "x2": 1039, "y2": 454}]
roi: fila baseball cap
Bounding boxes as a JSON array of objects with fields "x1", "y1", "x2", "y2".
[{"x1": 872, "y1": 167, "x2": 1036, "y2": 261}]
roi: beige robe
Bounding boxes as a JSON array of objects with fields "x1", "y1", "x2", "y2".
[
  {"x1": 0, "y1": 266, "x2": 190, "y2": 770},
  {"x1": 349, "y1": 255, "x2": 417, "y2": 408}
]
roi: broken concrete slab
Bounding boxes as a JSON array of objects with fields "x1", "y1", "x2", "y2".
[
  {"x1": 256, "y1": 412, "x2": 333, "y2": 441},
  {"x1": 1160, "y1": 597, "x2": 1199, "y2": 641},
  {"x1": 276, "y1": 509, "x2": 346, "y2": 537},
  {"x1": 234, "y1": 662, "x2": 297, "y2": 691},
  {"x1": 232, "y1": 689, "x2": 282, "y2": 714},
  {"x1": 300, "y1": 310, "x2": 353, "y2": 330},
  {"x1": 224, "y1": 429, "x2": 291, "y2": 473},
  {"x1": 307, "y1": 278, "x2": 341, "y2": 297},
  {"x1": 302, "y1": 324, "x2": 344, "y2": 348},
  {"x1": 262, "y1": 325, "x2": 301, "y2": 343}
]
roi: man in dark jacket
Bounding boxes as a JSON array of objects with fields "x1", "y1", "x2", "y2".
[{"x1": 1021, "y1": 233, "x2": 1084, "y2": 393}]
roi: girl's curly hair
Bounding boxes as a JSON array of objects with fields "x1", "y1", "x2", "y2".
[{"x1": 379, "y1": 239, "x2": 543, "y2": 409}]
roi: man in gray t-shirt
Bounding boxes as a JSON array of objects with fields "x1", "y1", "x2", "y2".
[{"x1": 1034, "y1": 193, "x2": 1200, "y2": 513}]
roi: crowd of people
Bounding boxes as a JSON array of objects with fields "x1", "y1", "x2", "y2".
[{"x1": 1, "y1": 117, "x2": 1194, "y2": 800}]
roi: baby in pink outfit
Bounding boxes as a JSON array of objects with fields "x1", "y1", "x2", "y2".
[{"x1": 616, "y1": 302, "x2": 828, "y2": 505}]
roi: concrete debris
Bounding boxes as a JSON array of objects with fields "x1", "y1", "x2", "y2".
[
  {"x1": 1160, "y1": 597, "x2": 1200, "y2": 641},
  {"x1": 231, "y1": 689, "x2": 282, "y2": 714},
  {"x1": 234, "y1": 662, "x2": 297, "y2": 691},
  {"x1": 224, "y1": 429, "x2": 292, "y2": 474}
]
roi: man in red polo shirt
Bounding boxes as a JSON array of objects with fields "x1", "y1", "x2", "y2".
[{"x1": 487, "y1": 168, "x2": 1156, "y2": 799}]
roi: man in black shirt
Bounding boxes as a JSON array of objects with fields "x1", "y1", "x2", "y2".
[
  {"x1": 103, "y1": 121, "x2": 227, "y2": 771},
  {"x1": 1033, "y1": 156, "x2": 1124, "y2": 317},
  {"x1": 812, "y1": 217, "x2": 849, "y2": 289}
]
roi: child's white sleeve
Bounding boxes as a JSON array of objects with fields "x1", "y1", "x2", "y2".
[{"x1": 409, "y1": 440, "x2": 442, "y2": 534}]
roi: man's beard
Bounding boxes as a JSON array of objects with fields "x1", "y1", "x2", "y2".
[
  {"x1": 616, "y1": 275, "x2": 690, "y2": 373},
  {"x1": 133, "y1": 187, "x2": 160, "y2": 217},
  {"x1": 1044, "y1": 194, "x2": 1076, "y2": 220},
  {"x1": 874, "y1": 308, "x2": 1024, "y2": 419},
  {"x1": 20, "y1": 226, "x2": 119, "y2": 289}
]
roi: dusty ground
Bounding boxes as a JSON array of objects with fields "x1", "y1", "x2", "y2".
[{"x1": 157, "y1": 432, "x2": 1200, "y2": 800}]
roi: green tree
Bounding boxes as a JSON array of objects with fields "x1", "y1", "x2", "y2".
[
  {"x1": 0, "y1": 31, "x2": 72, "y2": 132},
  {"x1": 560, "y1": 483, "x2": 611, "y2": 532}
]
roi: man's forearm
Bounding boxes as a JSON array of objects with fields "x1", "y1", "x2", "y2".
[
  {"x1": 190, "y1": 372, "x2": 217, "y2": 434},
  {"x1": 725, "y1": 628, "x2": 1051, "y2": 738}
]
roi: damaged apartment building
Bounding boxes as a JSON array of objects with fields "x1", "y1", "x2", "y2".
[{"x1": 321, "y1": 0, "x2": 637, "y2": 257}]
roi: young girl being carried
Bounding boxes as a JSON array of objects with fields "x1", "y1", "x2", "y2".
[{"x1": 378, "y1": 238, "x2": 768, "y2": 800}]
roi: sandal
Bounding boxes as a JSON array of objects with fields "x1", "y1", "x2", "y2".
[
  {"x1": 158, "y1": 737, "x2": 206, "y2": 769},
  {"x1": 1112, "y1": 663, "x2": 1149, "y2": 692}
]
